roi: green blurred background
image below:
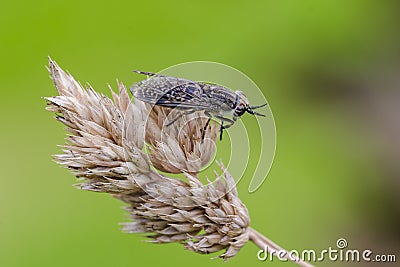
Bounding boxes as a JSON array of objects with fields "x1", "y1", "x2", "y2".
[{"x1": 1, "y1": 0, "x2": 399, "y2": 266}]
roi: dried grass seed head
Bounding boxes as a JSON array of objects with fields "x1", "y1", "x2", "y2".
[{"x1": 45, "y1": 57, "x2": 250, "y2": 260}]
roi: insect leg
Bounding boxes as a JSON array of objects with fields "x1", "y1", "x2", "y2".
[
  {"x1": 219, "y1": 121, "x2": 224, "y2": 140},
  {"x1": 132, "y1": 70, "x2": 166, "y2": 77},
  {"x1": 201, "y1": 111, "x2": 213, "y2": 143},
  {"x1": 165, "y1": 114, "x2": 181, "y2": 127},
  {"x1": 214, "y1": 116, "x2": 235, "y2": 125},
  {"x1": 220, "y1": 121, "x2": 234, "y2": 129},
  {"x1": 165, "y1": 109, "x2": 196, "y2": 127},
  {"x1": 214, "y1": 116, "x2": 235, "y2": 140}
]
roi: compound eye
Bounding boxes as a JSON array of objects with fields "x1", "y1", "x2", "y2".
[{"x1": 235, "y1": 104, "x2": 246, "y2": 117}]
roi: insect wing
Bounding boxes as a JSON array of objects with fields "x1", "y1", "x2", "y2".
[{"x1": 131, "y1": 76, "x2": 211, "y2": 110}]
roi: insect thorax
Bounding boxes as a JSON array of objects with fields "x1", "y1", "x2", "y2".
[{"x1": 202, "y1": 85, "x2": 238, "y2": 113}]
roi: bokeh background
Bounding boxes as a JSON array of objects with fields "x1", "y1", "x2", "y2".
[{"x1": 1, "y1": 0, "x2": 399, "y2": 266}]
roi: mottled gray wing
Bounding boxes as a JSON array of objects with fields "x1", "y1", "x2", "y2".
[{"x1": 130, "y1": 76, "x2": 212, "y2": 110}]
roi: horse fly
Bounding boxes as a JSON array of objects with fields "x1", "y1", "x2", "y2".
[{"x1": 130, "y1": 71, "x2": 267, "y2": 141}]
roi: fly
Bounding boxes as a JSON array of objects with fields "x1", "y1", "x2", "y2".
[{"x1": 130, "y1": 71, "x2": 267, "y2": 141}]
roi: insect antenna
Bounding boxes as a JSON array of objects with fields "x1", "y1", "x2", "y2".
[
  {"x1": 248, "y1": 102, "x2": 267, "y2": 117},
  {"x1": 252, "y1": 111, "x2": 266, "y2": 117},
  {"x1": 249, "y1": 103, "x2": 268, "y2": 109},
  {"x1": 247, "y1": 109, "x2": 266, "y2": 117}
]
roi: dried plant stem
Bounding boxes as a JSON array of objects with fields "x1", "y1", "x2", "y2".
[{"x1": 249, "y1": 228, "x2": 315, "y2": 267}]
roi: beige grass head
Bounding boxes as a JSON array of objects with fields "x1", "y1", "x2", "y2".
[
  {"x1": 45, "y1": 58, "x2": 249, "y2": 260},
  {"x1": 45, "y1": 58, "x2": 313, "y2": 266}
]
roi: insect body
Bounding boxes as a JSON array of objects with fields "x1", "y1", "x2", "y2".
[{"x1": 130, "y1": 71, "x2": 267, "y2": 140}]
